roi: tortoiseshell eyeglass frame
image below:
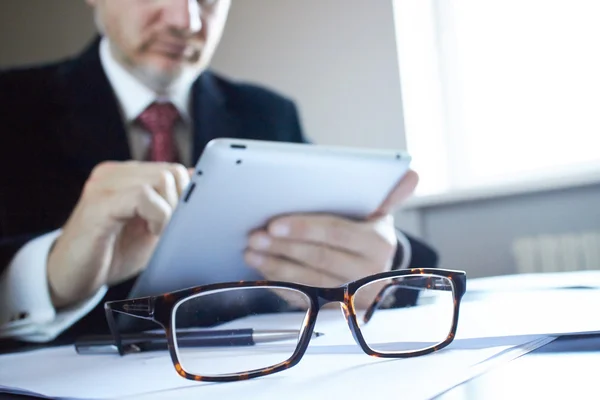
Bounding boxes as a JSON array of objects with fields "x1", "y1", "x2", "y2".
[{"x1": 104, "y1": 267, "x2": 466, "y2": 383}]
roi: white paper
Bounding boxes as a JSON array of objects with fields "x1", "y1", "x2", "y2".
[
  {"x1": 0, "y1": 338, "x2": 549, "y2": 400},
  {"x1": 0, "y1": 305, "x2": 553, "y2": 400},
  {"x1": 465, "y1": 270, "x2": 600, "y2": 292},
  {"x1": 455, "y1": 288, "x2": 600, "y2": 339}
]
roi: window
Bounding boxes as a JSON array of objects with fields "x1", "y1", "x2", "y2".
[{"x1": 393, "y1": 0, "x2": 600, "y2": 198}]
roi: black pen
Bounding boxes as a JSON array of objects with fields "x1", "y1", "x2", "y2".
[{"x1": 75, "y1": 329, "x2": 323, "y2": 354}]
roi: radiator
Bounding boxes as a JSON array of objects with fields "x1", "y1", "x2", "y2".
[{"x1": 512, "y1": 231, "x2": 600, "y2": 273}]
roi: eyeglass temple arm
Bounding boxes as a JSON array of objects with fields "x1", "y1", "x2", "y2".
[
  {"x1": 104, "y1": 297, "x2": 155, "y2": 356},
  {"x1": 362, "y1": 278, "x2": 451, "y2": 324},
  {"x1": 362, "y1": 282, "x2": 401, "y2": 324}
]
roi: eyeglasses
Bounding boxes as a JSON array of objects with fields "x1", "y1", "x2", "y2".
[{"x1": 104, "y1": 268, "x2": 466, "y2": 382}]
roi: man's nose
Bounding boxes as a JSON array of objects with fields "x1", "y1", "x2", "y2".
[{"x1": 164, "y1": 0, "x2": 202, "y2": 33}]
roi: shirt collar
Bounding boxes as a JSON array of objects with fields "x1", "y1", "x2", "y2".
[{"x1": 99, "y1": 37, "x2": 196, "y2": 123}]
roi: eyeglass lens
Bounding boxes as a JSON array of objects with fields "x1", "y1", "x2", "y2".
[
  {"x1": 172, "y1": 286, "x2": 311, "y2": 377},
  {"x1": 353, "y1": 274, "x2": 455, "y2": 353}
]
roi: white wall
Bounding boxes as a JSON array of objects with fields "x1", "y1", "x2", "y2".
[{"x1": 210, "y1": 0, "x2": 407, "y2": 150}]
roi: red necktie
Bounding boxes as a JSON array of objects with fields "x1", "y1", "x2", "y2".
[{"x1": 137, "y1": 101, "x2": 180, "y2": 163}]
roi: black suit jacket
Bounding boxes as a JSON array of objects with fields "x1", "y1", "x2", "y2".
[{"x1": 0, "y1": 39, "x2": 438, "y2": 344}]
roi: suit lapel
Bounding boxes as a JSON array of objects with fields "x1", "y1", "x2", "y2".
[
  {"x1": 60, "y1": 38, "x2": 131, "y2": 175},
  {"x1": 190, "y1": 72, "x2": 243, "y2": 163}
]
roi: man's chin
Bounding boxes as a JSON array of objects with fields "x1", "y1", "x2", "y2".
[{"x1": 134, "y1": 59, "x2": 200, "y2": 92}]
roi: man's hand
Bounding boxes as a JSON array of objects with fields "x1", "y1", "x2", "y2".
[
  {"x1": 47, "y1": 161, "x2": 191, "y2": 309},
  {"x1": 244, "y1": 169, "x2": 419, "y2": 308}
]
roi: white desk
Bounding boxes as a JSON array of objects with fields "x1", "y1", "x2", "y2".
[{"x1": 2, "y1": 271, "x2": 600, "y2": 400}]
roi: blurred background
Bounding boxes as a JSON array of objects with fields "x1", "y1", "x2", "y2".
[{"x1": 1, "y1": 0, "x2": 598, "y2": 279}]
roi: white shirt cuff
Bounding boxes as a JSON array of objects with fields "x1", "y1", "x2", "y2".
[
  {"x1": 0, "y1": 230, "x2": 107, "y2": 343},
  {"x1": 395, "y1": 229, "x2": 412, "y2": 270}
]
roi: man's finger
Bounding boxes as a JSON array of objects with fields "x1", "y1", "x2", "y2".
[
  {"x1": 152, "y1": 169, "x2": 179, "y2": 211},
  {"x1": 244, "y1": 249, "x2": 346, "y2": 287},
  {"x1": 265, "y1": 215, "x2": 392, "y2": 259},
  {"x1": 167, "y1": 163, "x2": 191, "y2": 197},
  {"x1": 89, "y1": 162, "x2": 188, "y2": 201},
  {"x1": 110, "y1": 184, "x2": 173, "y2": 235},
  {"x1": 372, "y1": 169, "x2": 419, "y2": 218},
  {"x1": 144, "y1": 162, "x2": 189, "y2": 204},
  {"x1": 248, "y1": 232, "x2": 375, "y2": 280}
]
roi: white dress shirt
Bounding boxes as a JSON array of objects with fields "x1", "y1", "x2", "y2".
[
  {"x1": 99, "y1": 38, "x2": 197, "y2": 166},
  {"x1": 0, "y1": 38, "x2": 413, "y2": 342}
]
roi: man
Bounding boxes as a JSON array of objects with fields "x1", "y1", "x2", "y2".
[{"x1": 0, "y1": 0, "x2": 437, "y2": 346}]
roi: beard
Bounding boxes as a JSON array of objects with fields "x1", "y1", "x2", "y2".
[
  {"x1": 133, "y1": 63, "x2": 181, "y2": 93},
  {"x1": 117, "y1": 43, "x2": 205, "y2": 94},
  {"x1": 94, "y1": 5, "x2": 207, "y2": 93},
  {"x1": 136, "y1": 37, "x2": 205, "y2": 93}
]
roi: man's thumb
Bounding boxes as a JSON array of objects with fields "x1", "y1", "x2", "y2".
[{"x1": 371, "y1": 169, "x2": 419, "y2": 218}]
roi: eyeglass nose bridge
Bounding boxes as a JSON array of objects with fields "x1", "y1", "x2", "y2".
[{"x1": 315, "y1": 287, "x2": 347, "y2": 308}]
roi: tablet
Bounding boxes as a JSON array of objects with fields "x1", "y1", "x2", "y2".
[{"x1": 127, "y1": 138, "x2": 412, "y2": 300}]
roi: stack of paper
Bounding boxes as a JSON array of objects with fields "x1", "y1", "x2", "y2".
[{"x1": 0, "y1": 307, "x2": 550, "y2": 400}]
